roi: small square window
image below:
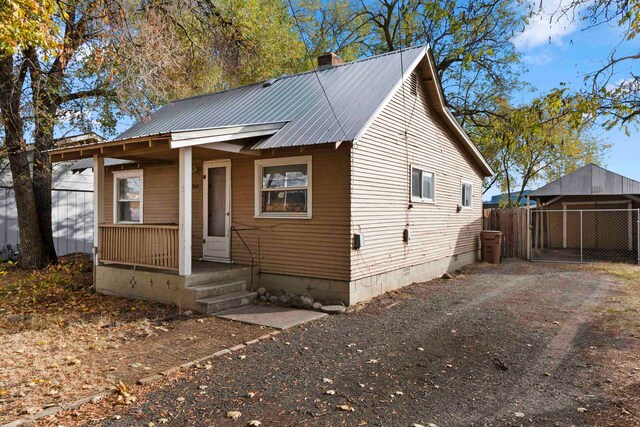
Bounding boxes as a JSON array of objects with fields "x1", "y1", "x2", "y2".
[
  {"x1": 461, "y1": 182, "x2": 473, "y2": 208},
  {"x1": 411, "y1": 167, "x2": 435, "y2": 203},
  {"x1": 255, "y1": 156, "x2": 312, "y2": 218}
]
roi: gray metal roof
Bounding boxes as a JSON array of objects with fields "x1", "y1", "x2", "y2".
[
  {"x1": 530, "y1": 164, "x2": 640, "y2": 197},
  {"x1": 116, "y1": 45, "x2": 428, "y2": 148}
]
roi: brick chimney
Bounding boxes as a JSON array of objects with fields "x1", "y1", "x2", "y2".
[{"x1": 317, "y1": 52, "x2": 343, "y2": 69}]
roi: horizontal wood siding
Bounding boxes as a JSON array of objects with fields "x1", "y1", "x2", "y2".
[
  {"x1": 104, "y1": 163, "x2": 203, "y2": 256},
  {"x1": 103, "y1": 146, "x2": 350, "y2": 280},
  {"x1": 351, "y1": 73, "x2": 484, "y2": 281},
  {"x1": 230, "y1": 145, "x2": 351, "y2": 281}
]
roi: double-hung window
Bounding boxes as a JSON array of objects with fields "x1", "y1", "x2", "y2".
[
  {"x1": 461, "y1": 181, "x2": 473, "y2": 208},
  {"x1": 411, "y1": 166, "x2": 435, "y2": 203},
  {"x1": 255, "y1": 156, "x2": 312, "y2": 218},
  {"x1": 113, "y1": 170, "x2": 143, "y2": 223}
]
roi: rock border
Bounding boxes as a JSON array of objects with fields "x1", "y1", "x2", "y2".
[{"x1": 0, "y1": 330, "x2": 282, "y2": 427}]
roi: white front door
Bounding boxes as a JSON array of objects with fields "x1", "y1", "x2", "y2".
[{"x1": 203, "y1": 160, "x2": 231, "y2": 261}]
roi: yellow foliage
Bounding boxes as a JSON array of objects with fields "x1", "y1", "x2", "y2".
[{"x1": 0, "y1": 0, "x2": 58, "y2": 53}]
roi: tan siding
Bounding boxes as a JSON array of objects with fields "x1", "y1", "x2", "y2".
[
  {"x1": 104, "y1": 163, "x2": 203, "y2": 256},
  {"x1": 104, "y1": 147, "x2": 350, "y2": 280},
  {"x1": 230, "y1": 145, "x2": 351, "y2": 281},
  {"x1": 351, "y1": 73, "x2": 484, "y2": 281}
]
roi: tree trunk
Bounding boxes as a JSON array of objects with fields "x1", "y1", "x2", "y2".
[
  {"x1": 1, "y1": 52, "x2": 49, "y2": 269},
  {"x1": 6, "y1": 150, "x2": 47, "y2": 268},
  {"x1": 32, "y1": 149, "x2": 57, "y2": 263}
]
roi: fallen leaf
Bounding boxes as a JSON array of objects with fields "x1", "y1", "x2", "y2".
[
  {"x1": 577, "y1": 407, "x2": 587, "y2": 413},
  {"x1": 336, "y1": 404, "x2": 355, "y2": 412},
  {"x1": 323, "y1": 378, "x2": 333, "y2": 384},
  {"x1": 247, "y1": 420, "x2": 261, "y2": 426},
  {"x1": 325, "y1": 390, "x2": 336, "y2": 395},
  {"x1": 227, "y1": 410, "x2": 242, "y2": 420},
  {"x1": 514, "y1": 412, "x2": 525, "y2": 418},
  {"x1": 366, "y1": 359, "x2": 379, "y2": 364}
]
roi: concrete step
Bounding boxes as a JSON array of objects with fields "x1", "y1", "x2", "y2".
[
  {"x1": 196, "y1": 291, "x2": 258, "y2": 314},
  {"x1": 189, "y1": 281, "x2": 247, "y2": 299},
  {"x1": 186, "y1": 267, "x2": 254, "y2": 287}
]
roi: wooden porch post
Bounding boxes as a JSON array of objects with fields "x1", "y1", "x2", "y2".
[
  {"x1": 92, "y1": 155, "x2": 105, "y2": 264},
  {"x1": 179, "y1": 147, "x2": 192, "y2": 276}
]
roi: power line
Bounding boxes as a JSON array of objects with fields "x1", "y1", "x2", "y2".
[{"x1": 285, "y1": 0, "x2": 349, "y2": 141}]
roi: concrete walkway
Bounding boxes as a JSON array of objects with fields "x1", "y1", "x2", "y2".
[{"x1": 215, "y1": 305, "x2": 328, "y2": 329}]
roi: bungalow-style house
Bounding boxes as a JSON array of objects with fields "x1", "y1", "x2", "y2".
[
  {"x1": 528, "y1": 163, "x2": 640, "y2": 263},
  {"x1": 48, "y1": 45, "x2": 493, "y2": 313}
]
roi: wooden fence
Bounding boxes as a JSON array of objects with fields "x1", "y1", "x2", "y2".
[{"x1": 483, "y1": 208, "x2": 529, "y2": 259}]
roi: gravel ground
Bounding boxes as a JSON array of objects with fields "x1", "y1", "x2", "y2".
[{"x1": 48, "y1": 260, "x2": 639, "y2": 426}]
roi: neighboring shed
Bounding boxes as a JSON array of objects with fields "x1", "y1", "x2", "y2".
[
  {"x1": 0, "y1": 159, "x2": 94, "y2": 258},
  {"x1": 528, "y1": 164, "x2": 640, "y2": 264},
  {"x1": 0, "y1": 132, "x2": 130, "y2": 259}
]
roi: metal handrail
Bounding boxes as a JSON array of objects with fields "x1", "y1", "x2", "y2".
[{"x1": 231, "y1": 225, "x2": 255, "y2": 291}]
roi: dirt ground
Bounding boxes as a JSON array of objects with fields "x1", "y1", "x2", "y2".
[
  {"x1": 0, "y1": 257, "x2": 270, "y2": 424},
  {"x1": 37, "y1": 260, "x2": 640, "y2": 427}
]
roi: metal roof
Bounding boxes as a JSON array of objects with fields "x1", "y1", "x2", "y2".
[
  {"x1": 116, "y1": 46, "x2": 428, "y2": 147},
  {"x1": 530, "y1": 164, "x2": 640, "y2": 197}
]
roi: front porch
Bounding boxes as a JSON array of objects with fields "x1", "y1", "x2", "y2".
[
  {"x1": 51, "y1": 132, "x2": 265, "y2": 312},
  {"x1": 95, "y1": 260, "x2": 258, "y2": 313}
]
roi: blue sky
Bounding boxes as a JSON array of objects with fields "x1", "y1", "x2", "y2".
[
  {"x1": 104, "y1": 2, "x2": 638, "y2": 201},
  {"x1": 485, "y1": 0, "x2": 640, "y2": 199}
]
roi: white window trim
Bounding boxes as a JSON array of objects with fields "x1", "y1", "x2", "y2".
[
  {"x1": 461, "y1": 179, "x2": 473, "y2": 209},
  {"x1": 254, "y1": 155, "x2": 312, "y2": 219},
  {"x1": 410, "y1": 165, "x2": 436, "y2": 204},
  {"x1": 113, "y1": 169, "x2": 144, "y2": 224}
]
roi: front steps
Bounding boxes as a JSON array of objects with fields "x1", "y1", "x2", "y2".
[
  {"x1": 185, "y1": 264, "x2": 258, "y2": 314},
  {"x1": 196, "y1": 290, "x2": 258, "y2": 313}
]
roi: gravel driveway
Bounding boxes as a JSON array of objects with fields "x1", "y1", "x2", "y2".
[{"x1": 71, "y1": 260, "x2": 638, "y2": 426}]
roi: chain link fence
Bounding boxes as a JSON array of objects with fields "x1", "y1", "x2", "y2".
[{"x1": 530, "y1": 208, "x2": 640, "y2": 264}]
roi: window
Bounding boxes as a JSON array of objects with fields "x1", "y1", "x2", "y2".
[
  {"x1": 255, "y1": 156, "x2": 312, "y2": 218},
  {"x1": 411, "y1": 167, "x2": 435, "y2": 203},
  {"x1": 113, "y1": 170, "x2": 143, "y2": 223},
  {"x1": 461, "y1": 181, "x2": 473, "y2": 208}
]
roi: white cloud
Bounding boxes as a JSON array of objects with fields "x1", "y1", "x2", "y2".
[
  {"x1": 523, "y1": 51, "x2": 553, "y2": 65},
  {"x1": 513, "y1": 0, "x2": 582, "y2": 49}
]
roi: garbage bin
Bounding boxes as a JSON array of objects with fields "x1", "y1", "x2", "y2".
[{"x1": 481, "y1": 230, "x2": 502, "y2": 264}]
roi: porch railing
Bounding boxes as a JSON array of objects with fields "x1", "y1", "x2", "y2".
[{"x1": 98, "y1": 224, "x2": 179, "y2": 270}]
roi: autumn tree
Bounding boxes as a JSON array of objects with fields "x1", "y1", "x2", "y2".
[
  {"x1": 472, "y1": 93, "x2": 609, "y2": 206},
  {"x1": 296, "y1": 0, "x2": 526, "y2": 127},
  {"x1": 550, "y1": 0, "x2": 640, "y2": 131},
  {"x1": 0, "y1": 0, "x2": 305, "y2": 269}
]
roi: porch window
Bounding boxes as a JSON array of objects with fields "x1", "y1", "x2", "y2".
[
  {"x1": 461, "y1": 181, "x2": 473, "y2": 208},
  {"x1": 255, "y1": 156, "x2": 312, "y2": 218},
  {"x1": 113, "y1": 170, "x2": 143, "y2": 223},
  {"x1": 411, "y1": 166, "x2": 435, "y2": 203}
]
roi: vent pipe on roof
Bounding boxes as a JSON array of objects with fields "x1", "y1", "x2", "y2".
[{"x1": 317, "y1": 52, "x2": 343, "y2": 69}]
